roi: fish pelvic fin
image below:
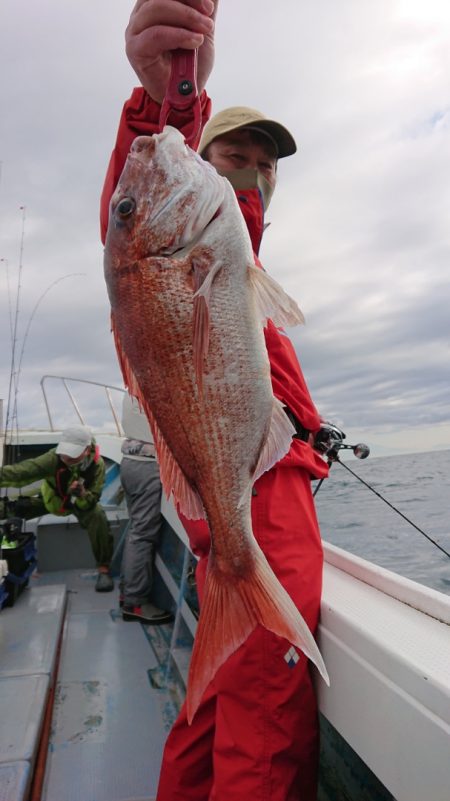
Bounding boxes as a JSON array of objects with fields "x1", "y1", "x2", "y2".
[
  {"x1": 248, "y1": 264, "x2": 305, "y2": 327},
  {"x1": 237, "y1": 396, "x2": 295, "y2": 509},
  {"x1": 186, "y1": 547, "x2": 329, "y2": 724},
  {"x1": 253, "y1": 396, "x2": 296, "y2": 484}
]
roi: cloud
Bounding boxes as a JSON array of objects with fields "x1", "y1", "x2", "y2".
[{"x1": 1, "y1": 0, "x2": 449, "y2": 457}]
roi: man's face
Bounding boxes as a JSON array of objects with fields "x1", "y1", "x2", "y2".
[{"x1": 205, "y1": 129, "x2": 278, "y2": 189}]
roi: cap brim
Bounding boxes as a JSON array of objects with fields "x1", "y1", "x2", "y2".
[
  {"x1": 239, "y1": 119, "x2": 297, "y2": 158},
  {"x1": 55, "y1": 442, "x2": 86, "y2": 458},
  {"x1": 198, "y1": 107, "x2": 298, "y2": 160}
]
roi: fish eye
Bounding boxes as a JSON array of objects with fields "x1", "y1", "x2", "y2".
[{"x1": 116, "y1": 197, "x2": 136, "y2": 218}]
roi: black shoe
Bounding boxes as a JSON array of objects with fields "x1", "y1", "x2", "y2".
[
  {"x1": 122, "y1": 602, "x2": 174, "y2": 625},
  {"x1": 95, "y1": 571, "x2": 114, "y2": 592}
]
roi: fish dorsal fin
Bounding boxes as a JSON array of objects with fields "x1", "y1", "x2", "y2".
[
  {"x1": 192, "y1": 260, "x2": 223, "y2": 390},
  {"x1": 253, "y1": 396, "x2": 296, "y2": 484},
  {"x1": 111, "y1": 313, "x2": 206, "y2": 521},
  {"x1": 248, "y1": 264, "x2": 305, "y2": 327}
]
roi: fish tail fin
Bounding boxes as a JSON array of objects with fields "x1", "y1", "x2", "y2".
[{"x1": 186, "y1": 548, "x2": 329, "y2": 724}]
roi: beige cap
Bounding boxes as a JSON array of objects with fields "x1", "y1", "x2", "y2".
[{"x1": 198, "y1": 106, "x2": 297, "y2": 159}]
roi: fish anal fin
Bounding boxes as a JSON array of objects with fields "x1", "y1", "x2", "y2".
[
  {"x1": 249, "y1": 264, "x2": 305, "y2": 327},
  {"x1": 155, "y1": 431, "x2": 206, "y2": 520},
  {"x1": 186, "y1": 547, "x2": 329, "y2": 724}
]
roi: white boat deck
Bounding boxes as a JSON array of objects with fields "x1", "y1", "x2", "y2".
[{"x1": 0, "y1": 573, "x2": 173, "y2": 801}]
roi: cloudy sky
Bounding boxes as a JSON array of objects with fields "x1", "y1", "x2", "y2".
[{"x1": 1, "y1": 0, "x2": 449, "y2": 457}]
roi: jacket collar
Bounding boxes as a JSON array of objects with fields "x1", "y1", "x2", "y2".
[{"x1": 235, "y1": 187, "x2": 265, "y2": 255}]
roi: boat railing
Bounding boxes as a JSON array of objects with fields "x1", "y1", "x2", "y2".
[{"x1": 39, "y1": 374, "x2": 125, "y2": 435}]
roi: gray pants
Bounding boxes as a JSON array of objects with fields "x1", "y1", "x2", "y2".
[{"x1": 120, "y1": 457, "x2": 162, "y2": 606}]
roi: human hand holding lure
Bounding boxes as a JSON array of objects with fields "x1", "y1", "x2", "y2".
[{"x1": 125, "y1": 0, "x2": 218, "y2": 105}]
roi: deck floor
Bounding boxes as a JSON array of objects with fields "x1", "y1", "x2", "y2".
[{"x1": 1, "y1": 570, "x2": 175, "y2": 801}]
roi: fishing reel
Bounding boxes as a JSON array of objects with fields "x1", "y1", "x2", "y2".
[
  {"x1": 313, "y1": 422, "x2": 370, "y2": 498},
  {"x1": 314, "y1": 422, "x2": 370, "y2": 462}
]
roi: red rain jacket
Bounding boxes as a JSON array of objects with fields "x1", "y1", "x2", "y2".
[{"x1": 101, "y1": 88, "x2": 328, "y2": 801}]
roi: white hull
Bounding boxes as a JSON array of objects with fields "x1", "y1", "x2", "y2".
[{"x1": 319, "y1": 543, "x2": 450, "y2": 801}]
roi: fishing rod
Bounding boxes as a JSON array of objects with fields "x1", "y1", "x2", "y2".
[
  {"x1": 0, "y1": 258, "x2": 14, "y2": 354},
  {"x1": 313, "y1": 422, "x2": 450, "y2": 561},
  {"x1": 1, "y1": 203, "x2": 85, "y2": 465},
  {"x1": 1, "y1": 271, "x2": 86, "y2": 465},
  {"x1": 3, "y1": 206, "x2": 26, "y2": 449}
]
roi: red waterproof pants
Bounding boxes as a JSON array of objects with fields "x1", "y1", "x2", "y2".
[{"x1": 156, "y1": 457, "x2": 324, "y2": 801}]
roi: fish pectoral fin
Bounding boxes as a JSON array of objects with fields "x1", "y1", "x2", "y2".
[
  {"x1": 252, "y1": 397, "x2": 296, "y2": 485},
  {"x1": 192, "y1": 260, "x2": 223, "y2": 387},
  {"x1": 186, "y1": 547, "x2": 329, "y2": 725},
  {"x1": 248, "y1": 264, "x2": 305, "y2": 327},
  {"x1": 193, "y1": 294, "x2": 210, "y2": 393}
]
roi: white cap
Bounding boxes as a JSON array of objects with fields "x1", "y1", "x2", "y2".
[{"x1": 56, "y1": 425, "x2": 92, "y2": 458}]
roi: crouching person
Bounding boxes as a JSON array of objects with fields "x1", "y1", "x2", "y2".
[{"x1": 0, "y1": 425, "x2": 114, "y2": 591}]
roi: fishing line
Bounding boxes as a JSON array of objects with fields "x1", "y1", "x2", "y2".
[
  {"x1": 15, "y1": 273, "x2": 86, "y2": 390},
  {"x1": 312, "y1": 423, "x2": 449, "y2": 560},
  {"x1": 335, "y1": 457, "x2": 450, "y2": 560}
]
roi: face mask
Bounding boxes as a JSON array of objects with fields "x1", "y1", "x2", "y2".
[{"x1": 217, "y1": 167, "x2": 275, "y2": 211}]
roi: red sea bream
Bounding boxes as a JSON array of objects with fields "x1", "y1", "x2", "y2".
[{"x1": 104, "y1": 127, "x2": 329, "y2": 722}]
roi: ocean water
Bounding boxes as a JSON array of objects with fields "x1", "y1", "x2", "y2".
[{"x1": 314, "y1": 448, "x2": 450, "y2": 595}]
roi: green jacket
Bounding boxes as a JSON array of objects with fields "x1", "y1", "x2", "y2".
[{"x1": 0, "y1": 446, "x2": 106, "y2": 516}]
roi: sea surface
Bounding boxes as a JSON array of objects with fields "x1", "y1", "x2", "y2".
[{"x1": 314, "y1": 448, "x2": 450, "y2": 595}]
